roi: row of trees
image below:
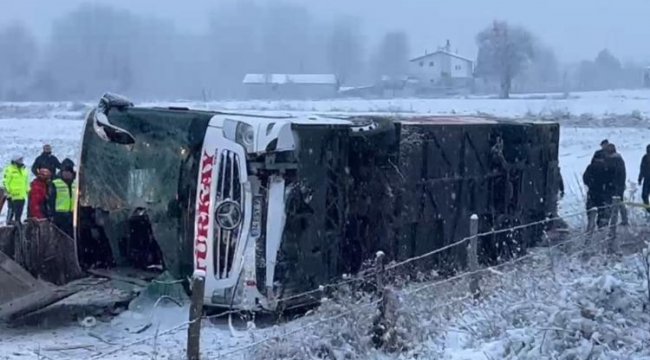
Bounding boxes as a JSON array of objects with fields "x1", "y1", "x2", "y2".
[
  {"x1": 0, "y1": 3, "x2": 645, "y2": 101},
  {"x1": 475, "y1": 21, "x2": 646, "y2": 98},
  {"x1": 574, "y1": 49, "x2": 646, "y2": 92},
  {"x1": 0, "y1": 2, "x2": 412, "y2": 101}
]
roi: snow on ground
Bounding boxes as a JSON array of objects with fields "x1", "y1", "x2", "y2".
[
  {"x1": 559, "y1": 127, "x2": 650, "y2": 218},
  {"x1": 237, "y1": 229, "x2": 650, "y2": 360},
  {"x1": 167, "y1": 89, "x2": 650, "y2": 121},
  {"x1": 2, "y1": 229, "x2": 649, "y2": 360},
  {"x1": 2, "y1": 93, "x2": 650, "y2": 359},
  {"x1": 3, "y1": 89, "x2": 650, "y2": 123}
]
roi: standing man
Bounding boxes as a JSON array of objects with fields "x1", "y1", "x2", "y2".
[
  {"x1": 583, "y1": 153, "x2": 613, "y2": 228},
  {"x1": 31, "y1": 144, "x2": 61, "y2": 177},
  {"x1": 604, "y1": 143, "x2": 628, "y2": 225},
  {"x1": 52, "y1": 164, "x2": 76, "y2": 237},
  {"x1": 3, "y1": 156, "x2": 29, "y2": 225},
  {"x1": 592, "y1": 139, "x2": 609, "y2": 161},
  {"x1": 638, "y1": 145, "x2": 650, "y2": 213}
]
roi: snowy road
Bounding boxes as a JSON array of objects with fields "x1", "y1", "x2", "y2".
[{"x1": 2, "y1": 97, "x2": 650, "y2": 359}]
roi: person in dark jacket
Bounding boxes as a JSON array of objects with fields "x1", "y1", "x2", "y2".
[
  {"x1": 52, "y1": 164, "x2": 76, "y2": 238},
  {"x1": 583, "y1": 153, "x2": 615, "y2": 227},
  {"x1": 604, "y1": 143, "x2": 628, "y2": 225},
  {"x1": 28, "y1": 168, "x2": 55, "y2": 220},
  {"x1": 31, "y1": 144, "x2": 61, "y2": 177},
  {"x1": 638, "y1": 145, "x2": 650, "y2": 213},
  {"x1": 592, "y1": 139, "x2": 609, "y2": 161},
  {"x1": 61, "y1": 158, "x2": 75, "y2": 171}
]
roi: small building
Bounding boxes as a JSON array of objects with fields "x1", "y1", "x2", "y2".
[
  {"x1": 409, "y1": 41, "x2": 474, "y2": 91},
  {"x1": 242, "y1": 74, "x2": 339, "y2": 100}
]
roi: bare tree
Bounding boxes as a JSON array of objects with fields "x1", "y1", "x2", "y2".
[
  {"x1": 208, "y1": 0, "x2": 264, "y2": 98},
  {"x1": 517, "y1": 45, "x2": 559, "y2": 93},
  {"x1": 259, "y1": 3, "x2": 315, "y2": 74},
  {"x1": 0, "y1": 22, "x2": 38, "y2": 100},
  {"x1": 594, "y1": 49, "x2": 623, "y2": 89},
  {"x1": 44, "y1": 4, "x2": 161, "y2": 99},
  {"x1": 327, "y1": 17, "x2": 363, "y2": 85},
  {"x1": 3, "y1": 0, "x2": 376, "y2": 101},
  {"x1": 475, "y1": 21, "x2": 535, "y2": 98},
  {"x1": 575, "y1": 49, "x2": 624, "y2": 91},
  {"x1": 373, "y1": 31, "x2": 410, "y2": 80},
  {"x1": 42, "y1": 3, "x2": 200, "y2": 100},
  {"x1": 208, "y1": 1, "x2": 339, "y2": 98}
]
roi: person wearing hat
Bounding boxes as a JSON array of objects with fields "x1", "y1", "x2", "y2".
[
  {"x1": 583, "y1": 151, "x2": 615, "y2": 228},
  {"x1": 52, "y1": 161, "x2": 76, "y2": 237},
  {"x1": 31, "y1": 144, "x2": 61, "y2": 177},
  {"x1": 3, "y1": 156, "x2": 29, "y2": 224},
  {"x1": 28, "y1": 168, "x2": 55, "y2": 220},
  {"x1": 604, "y1": 143, "x2": 629, "y2": 225}
]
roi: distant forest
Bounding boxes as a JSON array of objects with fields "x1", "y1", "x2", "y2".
[{"x1": 0, "y1": 1, "x2": 646, "y2": 101}]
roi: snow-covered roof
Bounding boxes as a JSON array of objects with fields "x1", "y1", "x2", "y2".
[
  {"x1": 243, "y1": 74, "x2": 338, "y2": 85},
  {"x1": 410, "y1": 50, "x2": 473, "y2": 64}
]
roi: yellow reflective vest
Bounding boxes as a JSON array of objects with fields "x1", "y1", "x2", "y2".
[
  {"x1": 52, "y1": 178, "x2": 75, "y2": 213},
  {"x1": 2, "y1": 164, "x2": 29, "y2": 200}
]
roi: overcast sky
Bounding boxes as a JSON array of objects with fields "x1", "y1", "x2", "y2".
[{"x1": 3, "y1": 0, "x2": 650, "y2": 64}]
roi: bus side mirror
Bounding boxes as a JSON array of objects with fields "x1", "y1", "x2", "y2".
[{"x1": 93, "y1": 112, "x2": 136, "y2": 145}]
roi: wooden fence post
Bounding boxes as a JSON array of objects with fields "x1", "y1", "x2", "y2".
[
  {"x1": 608, "y1": 197, "x2": 621, "y2": 254},
  {"x1": 542, "y1": 229, "x2": 556, "y2": 282},
  {"x1": 371, "y1": 250, "x2": 400, "y2": 350},
  {"x1": 375, "y1": 251, "x2": 385, "y2": 295},
  {"x1": 371, "y1": 251, "x2": 388, "y2": 349},
  {"x1": 187, "y1": 270, "x2": 205, "y2": 360},
  {"x1": 468, "y1": 214, "x2": 481, "y2": 300}
]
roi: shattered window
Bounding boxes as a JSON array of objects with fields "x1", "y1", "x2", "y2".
[
  {"x1": 127, "y1": 168, "x2": 158, "y2": 205},
  {"x1": 78, "y1": 108, "x2": 211, "y2": 277}
]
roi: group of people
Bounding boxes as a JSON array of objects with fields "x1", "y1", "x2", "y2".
[
  {"x1": 583, "y1": 139, "x2": 628, "y2": 227},
  {"x1": 1, "y1": 144, "x2": 76, "y2": 237}
]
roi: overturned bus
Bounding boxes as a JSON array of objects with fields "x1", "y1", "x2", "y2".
[
  {"x1": 0, "y1": 95, "x2": 562, "y2": 315},
  {"x1": 68, "y1": 94, "x2": 561, "y2": 311}
]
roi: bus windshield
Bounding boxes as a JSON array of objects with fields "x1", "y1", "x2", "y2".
[{"x1": 77, "y1": 107, "x2": 212, "y2": 278}]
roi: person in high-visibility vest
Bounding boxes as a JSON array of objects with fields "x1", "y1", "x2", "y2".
[
  {"x1": 3, "y1": 155, "x2": 29, "y2": 225},
  {"x1": 52, "y1": 164, "x2": 76, "y2": 238}
]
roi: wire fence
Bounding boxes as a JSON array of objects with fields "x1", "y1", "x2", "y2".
[
  {"x1": 210, "y1": 223, "x2": 622, "y2": 358},
  {"x1": 80, "y1": 201, "x2": 638, "y2": 360}
]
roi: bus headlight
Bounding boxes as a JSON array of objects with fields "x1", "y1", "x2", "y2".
[
  {"x1": 236, "y1": 122, "x2": 255, "y2": 152},
  {"x1": 223, "y1": 120, "x2": 255, "y2": 153}
]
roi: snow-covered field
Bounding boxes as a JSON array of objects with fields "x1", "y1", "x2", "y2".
[
  {"x1": 3, "y1": 89, "x2": 650, "y2": 123},
  {"x1": 2, "y1": 91, "x2": 650, "y2": 359}
]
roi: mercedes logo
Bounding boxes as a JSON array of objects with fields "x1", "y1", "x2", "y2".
[{"x1": 215, "y1": 200, "x2": 242, "y2": 230}]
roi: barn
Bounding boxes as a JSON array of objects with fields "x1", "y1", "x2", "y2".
[{"x1": 242, "y1": 73, "x2": 339, "y2": 100}]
